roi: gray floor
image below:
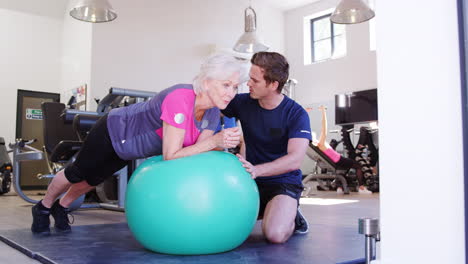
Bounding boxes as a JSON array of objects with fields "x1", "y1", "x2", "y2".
[{"x1": 0, "y1": 185, "x2": 379, "y2": 264}]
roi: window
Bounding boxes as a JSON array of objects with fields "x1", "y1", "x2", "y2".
[{"x1": 309, "y1": 14, "x2": 346, "y2": 63}]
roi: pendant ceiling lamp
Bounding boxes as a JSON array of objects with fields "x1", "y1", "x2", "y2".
[
  {"x1": 70, "y1": 0, "x2": 117, "y2": 23},
  {"x1": 233, "y1": 6, "x2": 269, "y2": 53},
  {"x1": 331, "y1": 0, "x2": 375, "y2": 24}
]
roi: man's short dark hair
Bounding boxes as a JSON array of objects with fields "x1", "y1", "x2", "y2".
[{"x1": 251, "y1": 52, "x2": 289, "y2": 93}]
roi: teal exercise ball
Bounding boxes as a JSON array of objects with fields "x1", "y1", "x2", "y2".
[{"x1": 125, "y1": 151, "x2": 259, "y2": 255}]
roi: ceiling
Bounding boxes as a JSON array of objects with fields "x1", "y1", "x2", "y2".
[
  {"x1": 0, "y1": 0, "x2": 68, "y2": 19},
  {"x1": 0, "y1": 0, "x2": 322, "y2": 19},
  {"x1": 259, "y1": 0, "x2": 321, "y2": 11}
]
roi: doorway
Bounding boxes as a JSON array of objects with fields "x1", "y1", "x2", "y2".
[{"x1": 16, "y1": 89, "x2": 60, "y2": 190}]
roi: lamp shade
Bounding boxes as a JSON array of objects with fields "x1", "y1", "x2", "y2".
[
  {"x1": 70, "y1": 0, "x2": 117, "y2": 23},
  {"x1": 331, "y1": 0, "x2": 375, "y2": 24},
  {"x1": 233, "y1": 7, "x2": 269, "y2": 53}
]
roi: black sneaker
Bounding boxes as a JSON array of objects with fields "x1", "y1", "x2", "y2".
[
  {"x1": 31, "y1": 201, "x2": 51, "y2": 235},
  {"x1": 50, "y1": 200, "x2": 72, "y2": 233},
  {"x1": 294, "y1": 208, "x2": 309, "y2": 235}
]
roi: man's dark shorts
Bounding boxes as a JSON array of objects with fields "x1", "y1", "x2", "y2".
[{"x1": 257, "y1": 182, "x2": 303, "y2": 218}]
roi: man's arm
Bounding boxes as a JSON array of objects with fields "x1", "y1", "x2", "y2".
[{"x1": 236, "y1": 137, "x2": 309, "y2": 178}]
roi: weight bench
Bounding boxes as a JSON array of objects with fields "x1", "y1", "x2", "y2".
[{"x1": 302, "y1": 143, "x2": 351, "y2": 195}]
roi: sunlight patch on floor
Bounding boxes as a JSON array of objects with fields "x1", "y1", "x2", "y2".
[{"x1": 300, "y1": 197, "x2": 359, "y2": 206}]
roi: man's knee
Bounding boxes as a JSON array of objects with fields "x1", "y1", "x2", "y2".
[{"x1": 263, "y1": 224, "x2": 294, "y2": 244}]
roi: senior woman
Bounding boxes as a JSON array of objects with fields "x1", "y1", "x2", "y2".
[{"x1": 31, "y1": 54, "x2": 246, "y2": 235}]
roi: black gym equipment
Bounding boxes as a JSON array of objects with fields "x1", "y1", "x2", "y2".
[
  {"x1": 0, "y1": 137, "x2": 12, "y2": 195},
  {"x1": 302, "y1": 142, "x2": 356, "y2": 195},
  {"x1": 338, "y1": 126, "x2": 379, "y2": 193},
  {"x1": 303, "y1": 89, "x2": 380, "y2": 195},
  {"x1": 354, "y1": 127, "x2": 379, "y2": 193},
  {"x1": 41, "y1": 102, "x2": 82, "y2": 176},
  {"x1": 334, "y1": 89, "x2": 380, "y2": 193}
]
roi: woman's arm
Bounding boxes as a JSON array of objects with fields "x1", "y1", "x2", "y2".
[
  {"x1": 162, "y1": 122, "x2": 241, "y2": 160},
  {"x1": 317, "y1": 106, "x2": 328, "y2": 151}
]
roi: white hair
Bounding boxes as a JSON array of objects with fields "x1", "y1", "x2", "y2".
[{"x1": 193, "y1": 54, "x2": 249, "y2": 94}]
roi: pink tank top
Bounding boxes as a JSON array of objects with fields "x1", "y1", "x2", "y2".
[
  {"x1": 323, "y1": 148, "x2": 341, "y2": 163},
  {"x1": 156, "y1": 89, "x2": 201, "y2": 147}
]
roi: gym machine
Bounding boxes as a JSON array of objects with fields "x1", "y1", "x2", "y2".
[{"x1": 0, "y1": 137, "x2": 12, "y2": 195}]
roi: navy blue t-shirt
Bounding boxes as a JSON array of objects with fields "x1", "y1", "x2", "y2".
[{"x1": 222, "y1": 93, "x2": 312, "y2": 185}]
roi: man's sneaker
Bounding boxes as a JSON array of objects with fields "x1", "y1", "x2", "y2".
[
  {"x1": 294, "y1": 208, "x2": 309, "y2": 234},
  {"x1": 50, "y1": 200, "x2": 72, "y2": 233},
  {"x1": 31, "y1": 201, "x2": 51, "y2": 235}
]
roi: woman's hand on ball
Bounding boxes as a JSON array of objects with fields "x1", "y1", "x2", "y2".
[{"x1": 236, "y1": 154, "x2": 257, "y2": 179}]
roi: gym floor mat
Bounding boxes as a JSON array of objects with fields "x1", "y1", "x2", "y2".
[{"x1": 0, "y1": 222, "x2": 364, "y2": 264}]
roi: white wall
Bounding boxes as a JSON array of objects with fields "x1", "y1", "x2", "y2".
[
  {"x1": 0, "y1": 6, "x2": 63, "y2": 145},
  {"x1": 284, "y1": 0, "x2": 377, "y2": 106},
  {"x1": 377, "y1": 0, "x2": 465, "y2": 263},
  {"x1": 89, "y1": 0, "x2": 284, "y2": 105},
  {"x1": 60, "y1": 1, "x2": 92, "y2": 108}
]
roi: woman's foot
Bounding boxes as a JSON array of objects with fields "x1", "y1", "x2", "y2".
[
  {"x1": 50, "y1": 200, "x2": 72, "y2": 233},
  {"x1": 31, "y1": 200, "x2": 51, "y2": 235},
  {"x1": 358, "y1": 186, "x2": 372, "y2": 194},
  {"x1": 336, "y1": 187, "x2": 344, "y2": 194}
]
